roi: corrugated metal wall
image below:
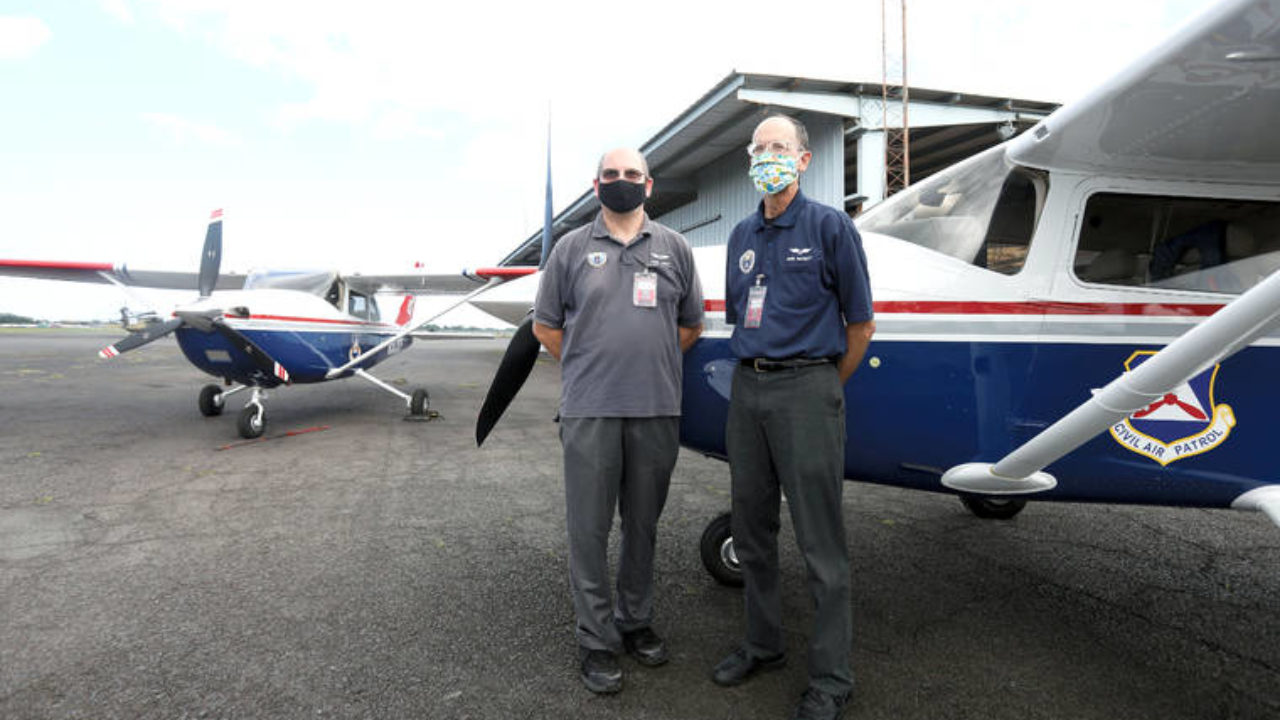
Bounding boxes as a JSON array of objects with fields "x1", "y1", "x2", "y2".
[{"x1": 655, "y1": 112, "x2": 847, "y2": 248}]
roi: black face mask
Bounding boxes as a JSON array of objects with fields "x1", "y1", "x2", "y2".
[{"x1": 597, "y1": 179, "x2": 647, "y2": 213}]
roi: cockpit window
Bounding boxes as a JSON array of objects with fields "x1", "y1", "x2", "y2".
[
  {"x1": 1073, "y1": 193, "x2": 1280, "y2": 294},
  {"x1": 857, "y1": 145, "x2": 1045, "y2": 275},
  {"x1": 348, "y1": 291, "x2": 370, "y2": 320}
]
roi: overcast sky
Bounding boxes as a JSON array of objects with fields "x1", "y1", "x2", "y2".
[{"x1": 0, "y1": 0, "x2": 1223, "y2": 324}]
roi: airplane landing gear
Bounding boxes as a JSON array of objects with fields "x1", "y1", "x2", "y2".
[
  {"x1": 198, "y1": 384, "x2": 225, "y2": 416},
  {"x1": 237, "y1": 388, "x2": 268, "y2": 439},
  {"x1": 700, "y1": 512, "x2": 744, "y2": 587},
  {"x1": 960, "y1": 494, "x2": 1027, "y2": 519},
  {"x1": 410, "y1": 388, "x2": 430, "y2": 417}
]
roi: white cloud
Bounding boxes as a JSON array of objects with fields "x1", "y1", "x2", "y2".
[
  {"x1": 0, "y1": 16, "x2": 52, "y2": 60},
  {"x1": 141, "y1": 112, "x2": 242, "y2": 146},
  {"x1": 99, "y1": 0, "x2": 135, "y2": 25}
]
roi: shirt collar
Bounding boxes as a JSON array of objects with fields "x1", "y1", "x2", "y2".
[
  {"x1": 752, "y1": 189, "x2": 808, "y2": 231},
  {"x1": 590, "y1": 211, "x2": 653, "y2": 245}
]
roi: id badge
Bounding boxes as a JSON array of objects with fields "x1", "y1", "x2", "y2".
[
  {"x1": 744, "y1": 284, "x2": 767, "y2": 328},
  {"x1": 633, "y1": 271, "x2": 658, "y2": 308}
]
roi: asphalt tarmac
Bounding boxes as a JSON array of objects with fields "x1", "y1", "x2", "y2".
[{"x1": 1, "y1": 329, "x2": 1278, "y2": 720}]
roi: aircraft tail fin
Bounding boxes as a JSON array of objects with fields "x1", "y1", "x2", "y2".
[
  {"x1": 198, "y1": 209, "x2": 223, "y2": 298},
  {"x1": 395, "y1": 295, "x2": 415, "y2": 326}
]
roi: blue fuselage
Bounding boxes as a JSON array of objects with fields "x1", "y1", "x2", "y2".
[
  {"x1": 680, "y1": 336, "x2": 1272, "y2": 509},
  {"x1": 175, "y1": 326, "x2": 410, "y2": 386}
]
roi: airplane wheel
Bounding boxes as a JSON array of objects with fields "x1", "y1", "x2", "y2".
[
  {"x1": 960, "y1": 495, "x2": 1027, "y2": 520},
  {"x1": 198, "y1": 384, "x2": 225, "y2": 417},
  {"x1": 237, "y1": 405, "x2": 266, "y2": 439},
  {"x1": 410, "y1": 388, "x2": 430, "y2": 416},
  {"x1": 700, "y1": 512, "x2": 744, "y2": 587}
]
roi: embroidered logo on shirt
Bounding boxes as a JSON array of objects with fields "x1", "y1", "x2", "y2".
[
  {"x1": 739, "y1": 249, "x2": 756, "y2": 274},
  {"x1": 587, "y1": 252, "x2": 607, "y2": 268},
  {"x1": 785, "y1": 247, "x2": 816, "y2": 263}
]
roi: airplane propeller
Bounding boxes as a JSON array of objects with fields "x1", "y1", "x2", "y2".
[
  {"x1": 475, "y1": 123, "x2": 555, "y2": 447},
  {"x1": 96, "y1": 209, "x2": 290, "y2": 384},
  {"x1": 475, "y1": 314, "x2": 541, "y2": 445}
]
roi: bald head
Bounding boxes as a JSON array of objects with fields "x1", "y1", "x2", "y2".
[
  {"x1": 596, "y1": 148, "x2": 650, "y2": 179},
  {"x1": 752, "y1": 115, "x2": 809, "y2": 153}
]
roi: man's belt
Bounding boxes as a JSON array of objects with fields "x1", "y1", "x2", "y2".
[{"x1": 740, "y1": 357, "x2": 834, "y2": 372}]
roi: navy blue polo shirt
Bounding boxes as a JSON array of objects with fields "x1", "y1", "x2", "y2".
[{"x1": 725, "y1": 190, "x2": 873, "y2": 360}]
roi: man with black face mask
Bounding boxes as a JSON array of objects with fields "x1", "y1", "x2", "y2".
[{"x1": 533, "y1": 148, "x2": 704, "y2": 694}]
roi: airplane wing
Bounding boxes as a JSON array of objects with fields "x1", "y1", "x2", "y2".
[
  {"x1": 1007, "y1": 0, "x2": 1280, "y2": 186},
  {"x1": 0, "y1": 259, "x2": 246, "y2": 291},
  {"x1": 342, "y1": 267, "x2": 537, "y2": 296}
]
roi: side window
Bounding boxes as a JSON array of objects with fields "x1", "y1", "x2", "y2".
[
  {"x1": 348, "y1": 292, "x2": 369, "y2": 319},
  {"x1": 1073, "y1": 193, "x2": 1280, "y2": 294},
  {"x1": 976, "y1": 169, "x2": 1044, "y2": 275}
]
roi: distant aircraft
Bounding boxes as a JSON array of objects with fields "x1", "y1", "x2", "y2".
[
  {"x1": 473, "y1": 0, "x2": 1280, "y2": 585},
  {"x1": 0, "y1": 209, "x2": 533, "y2": 438}
]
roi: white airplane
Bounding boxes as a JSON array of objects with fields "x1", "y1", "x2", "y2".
[
  {"x1": 471, "y1": 0, "x2": 1280, "y2": 585},
  {"x1": 0, "y1": 209, "x2": 533, "y2": 439}
]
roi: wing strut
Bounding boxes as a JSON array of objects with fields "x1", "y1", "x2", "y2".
[
  {"x1": 323, "y1": 278, "x2": 501, "y2": 379},
  {"x1": 942, "y1": 266, "x2": 1280, "y2": 501}
]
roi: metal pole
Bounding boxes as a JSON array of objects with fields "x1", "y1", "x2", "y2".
[{"x1": 901, "y1": 0, "x2": 910, "y2": 187}]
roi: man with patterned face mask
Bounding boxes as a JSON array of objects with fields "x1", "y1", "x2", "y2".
[
  {"x1": 533, "y1": 147, "x2": 704, "y2": 694},
  {"x1": 712, "y1": 116, "x2": 875, "y2": 720}
]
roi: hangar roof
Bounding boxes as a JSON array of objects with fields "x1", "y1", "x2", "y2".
[{"x1": 499, "y1": 72, "x2": 1060, "y2": 267}]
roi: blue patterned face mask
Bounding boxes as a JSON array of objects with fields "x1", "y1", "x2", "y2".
[{"x1": 749, "y1": 153, "x2": 799, "y2": 194}]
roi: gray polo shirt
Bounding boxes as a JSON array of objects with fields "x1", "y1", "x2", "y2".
[{"x1": 534, "y1": 212, "x2": 704, "y2": 418}]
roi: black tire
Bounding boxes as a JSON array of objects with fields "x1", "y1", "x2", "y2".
[
  {"x1": 960, "y1": 495, "x2": 1027, "y2": 520},
  {"x1": 198, "y1": 384, "x2": 224, "y2": 417},
  {"x1": 237, "y1": 405, "x2": 266, "y2": 439},
  {"x1": 700, "y1": 512, "x2": 744, "y2": 587},
  {"x1": 410, "y1": 388, "x2": 430, "y2": 416}
]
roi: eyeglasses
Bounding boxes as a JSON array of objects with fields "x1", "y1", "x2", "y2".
[
  {"x1": 746, "y1": 140, "x2": 803, "y2": 157},
  {"x1": 599, "y1": 168, "x2": 646, "y2": 182}
]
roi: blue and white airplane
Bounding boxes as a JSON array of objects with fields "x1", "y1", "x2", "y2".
[
  {"x1": 0, "y1": 209, "x2": 534, "y2": 439},
  {"x1": 472, "y1": 0, "x2": 1280, "y2": 584}
]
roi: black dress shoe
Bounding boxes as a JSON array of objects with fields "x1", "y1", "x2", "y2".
[
  {"x1": 792, "y1": 687, "x2": 850, "y2": 720},
  {"x1": 711, "y1": 647, "x2": 786, "y2": 687},
  {"x1": 621, "y1": 627, "x2": 669, "y2": 667},
  {"x1": 579, "y1": 648, "x2": 622, "y2": 694}
]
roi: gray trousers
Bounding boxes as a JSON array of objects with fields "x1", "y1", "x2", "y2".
[
  {"x1": 559, "y1": 416, "x2": 679, "y2": 652},
  {"x1": 726, "y1": 363, "x2": 853, "y2": 696}
]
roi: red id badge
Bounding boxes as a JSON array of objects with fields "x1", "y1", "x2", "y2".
[
  {"x1": 744, "y1": 284, "x2": 766, "y2": 328},
  {"x1": 633, "y1": 271, "x2": 657, "y2": 308}
]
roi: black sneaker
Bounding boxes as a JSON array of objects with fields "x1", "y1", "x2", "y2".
[
  {"x1": 792, "y1": 687, "x2": 850, "y2": 720},
  {"x1": 711, "y1": 647, "x2": 786, "y2": 687},
  {"x1": 621, "y1": 627, "x2": 669, "y2": 667},
  {"x1": 579, "y1": 648, "x2": 622, "y2": 694}
]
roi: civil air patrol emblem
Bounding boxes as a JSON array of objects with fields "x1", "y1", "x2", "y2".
[
  {"x1": 587, "y1": 252, "x2": 607, "y2": 268},
  {"x1": 739, "y1": 249, "x2": 755, "y2": 274},
  {"x1": 1108, "y1": 350, "x2": 1235, "y2": 466}
]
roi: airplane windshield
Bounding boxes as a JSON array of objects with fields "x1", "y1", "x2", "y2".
[{"x1": 858, "y1": 145, "x2": 1041, "y2": 274}]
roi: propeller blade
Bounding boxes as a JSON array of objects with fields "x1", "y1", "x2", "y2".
[
  {"x1": 476, "y1": 315, "x2": 542, "y2": 446},
  {"x1": 198, "y1": 209, "x2": 223, "y2": 298},
  {"x1": 209, "y1": 317, "x2": 290, "y2": 385},
  {"x1": 98, "y1": 317, "x2": 184, "y2": 359}
]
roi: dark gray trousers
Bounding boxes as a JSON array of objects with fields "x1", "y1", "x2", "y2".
[
  {"x1": 559, "y1": 416, "x2": 679, "y2": 652},
  {"x1": 726, "y1": 363, "x2": 853, "y2": 696}
]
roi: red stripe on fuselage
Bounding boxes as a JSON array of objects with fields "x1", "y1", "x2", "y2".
[
  {"x1": 230, "y1": 314, "x2": 398, "y2": 329},
  {"x1": 702, "y1": 299, "x2": 1223, "y2": 317}
]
